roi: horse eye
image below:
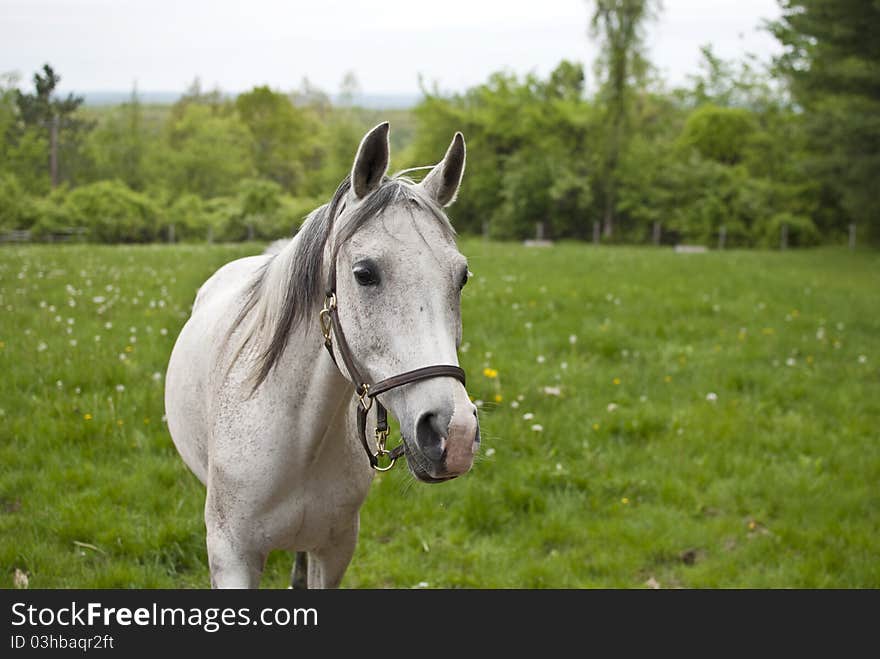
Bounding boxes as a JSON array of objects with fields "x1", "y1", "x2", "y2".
[
  {"x1": 353, "y1": 264, "x2": 379, "y2": 286},
  {"x1": 459, "y1": 269, "x2": 471, "y2": 290}
]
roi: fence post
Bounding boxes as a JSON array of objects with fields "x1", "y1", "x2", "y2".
[
  {"x1": 482, "y1": 220, "x2": 490, "y2": 241},
  {"x1": 207, "y1": 225, "x2": 213, "y2": 244},
  {"x1": 167, "y1": 223, "x2": 175, "y2": 244},
  {"x1": 652, "y1": 221, "x2": 661, "y2": 246},
  {"x1": 247, "y1": 223, "x2": 254, "y2": 242},
  {"x1": 780, "y1": 222, "x2": 788, "y2": 250},
  {"x1": 849, "y1": 223, "x2": 856, "y2": 250},
  {"x1": 592, "y1": 221, "x2": 600, "y2": 245},
  {"x1": 718, "y1": 225, "x2": 727, "y2": 250}
]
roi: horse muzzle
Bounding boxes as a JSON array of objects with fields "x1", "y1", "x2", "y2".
[{"x1": 407, "y1": 402, "x2": 480, "y2": 482}]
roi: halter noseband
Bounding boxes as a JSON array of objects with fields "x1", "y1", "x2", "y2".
[{"x1": 319, "y1": 264, "x2": 466, "y2": 471}]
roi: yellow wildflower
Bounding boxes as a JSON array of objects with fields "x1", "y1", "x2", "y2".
[{"x1": 483, "y1": 367, "x2": 498, "y2": 379}]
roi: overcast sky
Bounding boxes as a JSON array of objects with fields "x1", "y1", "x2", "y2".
[{"x1": 2, "y1": 0, "x2": 783, "y2": 95}]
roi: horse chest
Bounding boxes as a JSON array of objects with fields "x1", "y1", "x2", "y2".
[{"x1": 259, "y1": 465, "x2": 372, "y2": 552}]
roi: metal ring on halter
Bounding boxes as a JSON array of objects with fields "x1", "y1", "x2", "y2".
[{"x1": 372, "y1": 450, "x2": 397, "y2": 472}]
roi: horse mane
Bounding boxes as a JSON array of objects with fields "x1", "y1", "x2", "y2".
[{"x1": 228, "y1": 173, "x2": 456, "y2": 392}]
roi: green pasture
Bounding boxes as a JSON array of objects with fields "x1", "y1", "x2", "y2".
[{"x1": 1, "y1": 241, "x2": 878, "y2": 588}]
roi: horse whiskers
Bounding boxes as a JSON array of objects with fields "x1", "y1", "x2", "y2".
[{"x1": 396, "y1": 472, "x2": 418, "y2": 497}]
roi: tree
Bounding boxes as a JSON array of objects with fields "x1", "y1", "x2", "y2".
[
  {"x1": 235, "y1": 86, "x2": 319, "y2": 194},
  {"x1": 14, "y1": 64, "x2": 91, "y2": 188},
  {"x1": 159, "y1": 103, "x2": 254, "y2": 198},
  {"x1": 411, "y1": 63, "x2": 596, "y2": 239},
  {"x1": 769, "y1": 0, "x2": 880, "y2": 241},
  {"x1": 678, "y1": 104, "x2": 757, "y2": 165},
  {"x1": 338, "y1": 71, "x2": 361, "y2": 107},
  {"x1": 588, "y1": 0, "x2": 659, "y2": 237},
  {"x1": 88, "y1": 85, "x2": 148, "y2": 190}
]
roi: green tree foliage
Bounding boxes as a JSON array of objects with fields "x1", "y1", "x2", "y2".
[
  {"x1": 0, "y1": 73, "x2": 50, "y2": 194},
  {"x1": 3, "y1": 26, "x2": 874, "y2": 250},
  {"x1": 235, "y1": 86, "x2": 319, "y2": 193},
  {"x1": 86, "y1": 87, "x2": 149, "y2": 190},
  {"x1": 0, "y1": 173, "x2": 33, "y2": 232},
  {"x1": 589, "y1": 0, "x2": 658, "y2": 237},
  {"x1": 159, "y1": 103, "x2": 255, "y2": 199},
  {"x1": 678, "y1": 104, "x2": 757, "y2": 165},
  {"x1": 44, "y1": 180, "x2": 160, "y2": 243},
  {"x1": 770, "y1": 0, "x2": 880, "y2": 241},
  {"x1": 411, "y1": 63, "x2": 595, "y2": 240},
  {"x1": 11, "y1": 64, "x2": 93, "y2": 189}
]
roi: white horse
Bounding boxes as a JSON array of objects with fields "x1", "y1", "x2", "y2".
[{"x1": 164, "y1": 123, "x2": 480, "y2": 588}]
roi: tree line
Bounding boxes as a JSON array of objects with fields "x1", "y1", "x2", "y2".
[{"x1": 1, "y1": 0, "x2": 877, "y2": 246}]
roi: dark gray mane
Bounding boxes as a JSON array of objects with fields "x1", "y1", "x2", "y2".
[{"x1": 230, "y1": 173, "x2": 456, "y2": 391}]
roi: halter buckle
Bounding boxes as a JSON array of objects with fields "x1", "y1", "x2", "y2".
[
  {"x1": 356, "y1": 383, "x2": 372, "y2": 412},
  {"x1": 375, "y1": 427, "x2": 389, "y2": 453},
  {"x1": 319, "y1": 293, "x2": 336, "y2": 345}
]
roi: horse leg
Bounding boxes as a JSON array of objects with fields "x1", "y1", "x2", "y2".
[
  {"x1": 307, "y1": 516, "x2": 359, "y2": 589},
  {"x1": 205, "y1": 491, "x2": 265, "y2": 588},
  {"x1": 290, "y1": 552, "x2": 309, "y2": 589},
  {"x1": 206, "y1": 526, "x2": 265, "y2": 588}
]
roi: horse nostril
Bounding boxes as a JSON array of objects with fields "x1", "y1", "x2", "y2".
[{"x1": 416, "y1": 412, "x2": 448, "y2": 462}]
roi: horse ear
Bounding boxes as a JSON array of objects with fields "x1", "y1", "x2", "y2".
[
  {"x1": 420, "y1": 132, "x2": 466, "y2": 207},
  {"x1": 351, "y1": 122, "x2": 390, "y2": 199}
]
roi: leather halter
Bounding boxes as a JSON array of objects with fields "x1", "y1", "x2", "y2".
[{"x1": 319, "y1": 260, "x2": 466, "y2": 471}]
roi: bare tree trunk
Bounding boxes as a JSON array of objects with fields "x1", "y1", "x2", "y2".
[
  {"x1": 50, "y1": 115, "x2": 59, "y2": 189},
  {"x1": 602, "y1": 195, "x2": 614, "y2": 237}
]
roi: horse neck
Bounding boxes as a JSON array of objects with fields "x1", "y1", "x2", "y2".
[{"x1": 265, "y1": 237, "x2": 354, "y2": 431}]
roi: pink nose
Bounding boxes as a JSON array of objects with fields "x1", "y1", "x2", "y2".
[
  {"x1": 415, "y1": 404, "x2": 479, "y2": 475},
  {"x1": 444, "y1": 408, "x2": 479, "y2": 474}
]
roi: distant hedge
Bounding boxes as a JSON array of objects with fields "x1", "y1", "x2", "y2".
[{"x1": 0, "y1": 174, "x2": 320, "y2": 244}]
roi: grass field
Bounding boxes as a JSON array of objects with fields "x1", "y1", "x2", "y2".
[{"x1": 1, "y1": 241, "x2": 878, "y2": 588}]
